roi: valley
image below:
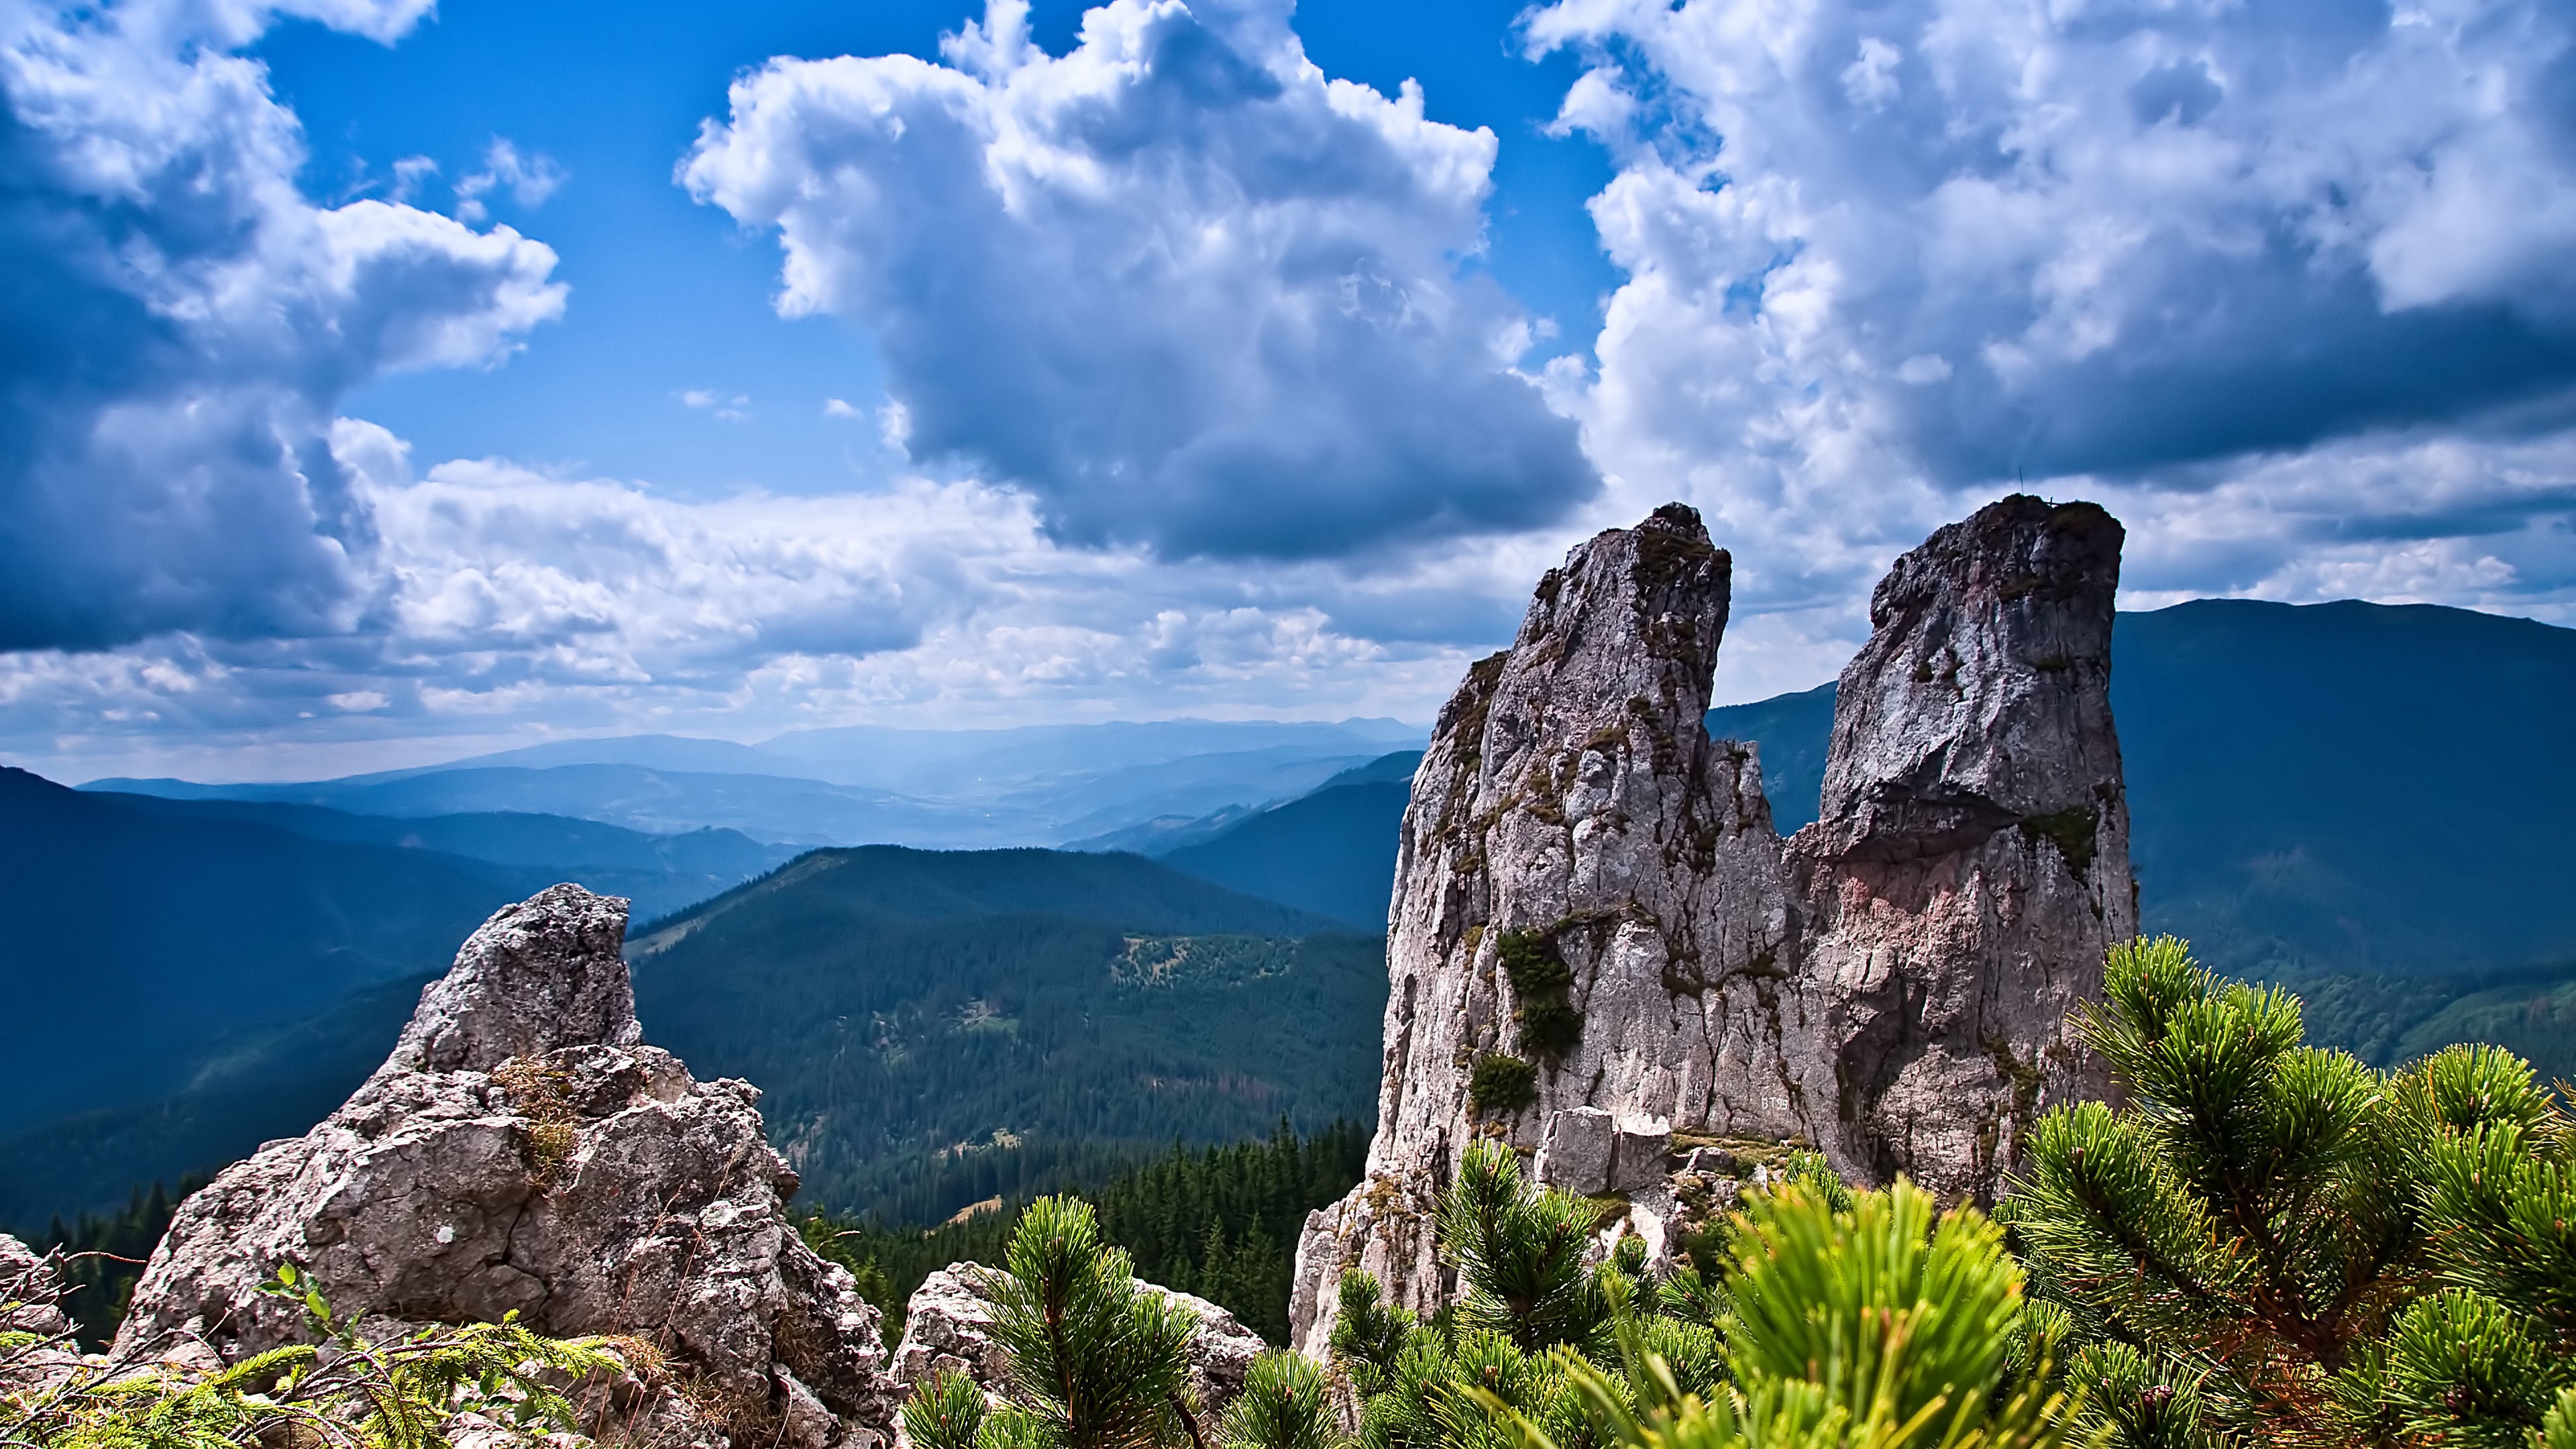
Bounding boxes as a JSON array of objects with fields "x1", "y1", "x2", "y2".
[{"x1": 5, "y1": 602, "x2": 2571, "y2": 1238}]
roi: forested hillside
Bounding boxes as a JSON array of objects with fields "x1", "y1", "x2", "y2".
[
  {"x1": 627, "y1": 847, "x2": 1383, "y2": 1224},
  {"x1": 0, "y1": 974, "x2": 431, "y2": 1227},
  {"x1": 799, "y1": 1121, "x2": 1371, "y2": 1346},
  {"x1": 0, "y1": 768, "x2": 531, "y2": 1135}
]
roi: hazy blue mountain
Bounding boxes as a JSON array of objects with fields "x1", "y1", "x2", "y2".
[
  {"x1": 1162, "y1": 782, "x2": 1410, "y2": 930},
  {"x1": 375, "y1": 733, "x2": 800, "y2": 777},
  {"x1": 753, "y1": 718, "x2": 1423, "y2": 794},
  {"x1": 89, "y1": 764, "x2": 977, "y2": 848},
  {"x1": 0, "y1": 768, "x2": 540, "y2": 1134},
  {"x1": 83, "y1": 793, "x2": 796, "y2": 920},
  {"x1": 1034, "y1": 748, "x2": 1382, "y2": 841},
  {"x1": 1142, "y1": 751, "x2": 1424, "y2": 929},
  {"x1": 1312, "y1": 750, "x2": 1428, "y2": 790},
  {"x1": 88, "y1": 719, "x2": 1429, "y2": 851},
  {"x1": 1062, "y1": 806, "x2": 1261, "y2": 856}
]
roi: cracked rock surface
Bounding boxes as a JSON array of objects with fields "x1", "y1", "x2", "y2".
[
  {"x1": 1289, "y1": 498, "x2": 2132, "y2": 1354},
  {"x1": 116, "y1": 884, "x2": 901, "y2": 1449}
]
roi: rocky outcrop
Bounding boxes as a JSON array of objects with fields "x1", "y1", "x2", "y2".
[
  {"x1": 889, "y1": 1265, "x2": 1265, "y2": 1422},
  {"x1": 115, "y1": 884, "x2": 902, "y2": 1449},
  {"x1": 0, "y1": 1232, "x2": 70, "y2": 1343},
  {"x1": 1790, "y1": 496, "x2": 2130, "y2": 1190},
  {"x1": 1288, "y1": 497, "x2": 2131, "y2": 1354},
  {"x1": 0, "y1": 1233, "x2": 78, "y2": 1398}
]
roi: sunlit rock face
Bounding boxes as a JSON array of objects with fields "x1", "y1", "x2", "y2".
[
  {"x1": 1790, "y1": 496, "x2": 2131, "y2": 1195},
  {"x1": 1288, "y1": 497, "x2": 2131, "y2": 1356},
  {"x1": 117, "y1": 884, "x2": 903, "y2": 1449}
]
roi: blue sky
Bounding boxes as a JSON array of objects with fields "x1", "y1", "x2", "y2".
[
  {"x1": 3, "y1": 0, "x2": 2573, "y2": 780},
  {"x1": 257, "y1": 1, "x2": 1619, "y2": 500}
]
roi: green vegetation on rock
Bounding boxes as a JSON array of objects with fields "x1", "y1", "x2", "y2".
[
  {"x1": 1469, "y1": 1054, "x2": 1540, "y2": 1113},
  {"x1": 2, "y1": 1260, "x2": 641, "y2": 1449}
]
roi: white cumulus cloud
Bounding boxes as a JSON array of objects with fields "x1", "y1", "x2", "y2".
[
  {"x1": 454, "y1": 138, "x2": 568, "y2": 223},
  {"x1": 682, "y1": 0, "x2": 1598, "y2": 559},
  {"x1": 1524, "y1": 0, "x2": 2576, "y2": 632}
]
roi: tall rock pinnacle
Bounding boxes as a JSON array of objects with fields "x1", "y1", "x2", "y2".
[
  {"x1": 1287, "y1": 496, "x2": 2132, "y2": 1356},
  {"x1": 1792, "y1": 496, "x2": 2131, "y2": 1192}
]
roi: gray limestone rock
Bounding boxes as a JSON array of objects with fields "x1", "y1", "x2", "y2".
[
  {"x1": 888, "y1": 1267, "x2": 1011, "y2": 1401},
  {"x1": 1534, "y1": 1108, "x2": 1615, "y2": 1193},
  {"x1": 115, "y1": 883, "x2": 902, "y2": 1449},
  {"x1": 1787, "y1": 496, "x2": 2130, "y2": 1196},
  {"x1": 0, "y1": 1232, "x2": 70, "y2": 1343},
  {"x1": 1287, "y1": 496, "x2": 2133, "y2": 1355},
  {"x1": 888, "y1": 1264, "x2": 1266, "y2": 1431},
  {"x1": 1289, "y1": 505, "x2": 1811, "y2": 1352},
  {"x1": 1608, "y1": 1120, "x2": 1674, "y2": 1194},
  {"x1": 0, "y1": 1232, "x2": 80, "y2": 1399}
]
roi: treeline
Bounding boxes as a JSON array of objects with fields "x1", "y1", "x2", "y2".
[{"x1": 801, "y1": 1118, "x2": 1370, "y2": 1344}]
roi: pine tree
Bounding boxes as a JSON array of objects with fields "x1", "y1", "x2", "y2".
[
  {"x1": 1218, "y1": 1352, "x2": 1338, "y2": 1449},
  {"x1": 2000, "y1": 936, "x2": 2576, "y2": 1449},
  {"x1": 1438, "y1": 1140, "x2": 1606, "y2": 1352},
  {"x1": 1330, "y1": 1138, "x2": 2074, "y2": 1449},
  {"x1": 902, "y1": 1195, "x2": 1203, "y2": 1449}
]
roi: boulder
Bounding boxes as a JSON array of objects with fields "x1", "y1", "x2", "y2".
[
  {"x1": 115, "y1": 884, "x2": 902, "y2": 1449},
  {"x1": 1287, "y1": 498, "x2": 2133, "y2": 1354},
  {"x1": 1534, "y1": 1108, "x2": 1615, "y2": 1194},
  {"x1": 888, "y1": 1265, "x2": 1265, "y2": 1426},
  {"x1": 0, "y1": 1232, "x2": 80, "y2": 1398},
  {"x1": 1608, "y1": 1119, "x2": 1673, "y2": 1195},
  {"x1": 887, "y1": 1268, "x2": 1012, "y2": 1400}
]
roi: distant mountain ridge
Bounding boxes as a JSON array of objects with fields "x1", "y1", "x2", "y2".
[
  {"x1": 0, "y1": 768, "x2": 535, "y2": 1136},
  {"x1": 85, "y1": 791, "x2": 795, "y2": 912},
  {"x1": 87, "y1": 717, "x2": 1428, "y2": 850},
  {"x1": 1, "y1": 841, "x2": 1381, "y2": 1226},
  {"x1": 1152, "y1": 751, "x2": 1424, "y2": 929},
  {"x1": 11, "y1": 604, "x2": 2573, "y2": 1230}
]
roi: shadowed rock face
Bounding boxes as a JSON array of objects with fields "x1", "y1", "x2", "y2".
[
  {"x1": 1287, "y1": 497, "x2": 2132, "y2": 1356},
  {"x1": 117, "y1": 884, "x2": 901, "y2": 1449}
]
